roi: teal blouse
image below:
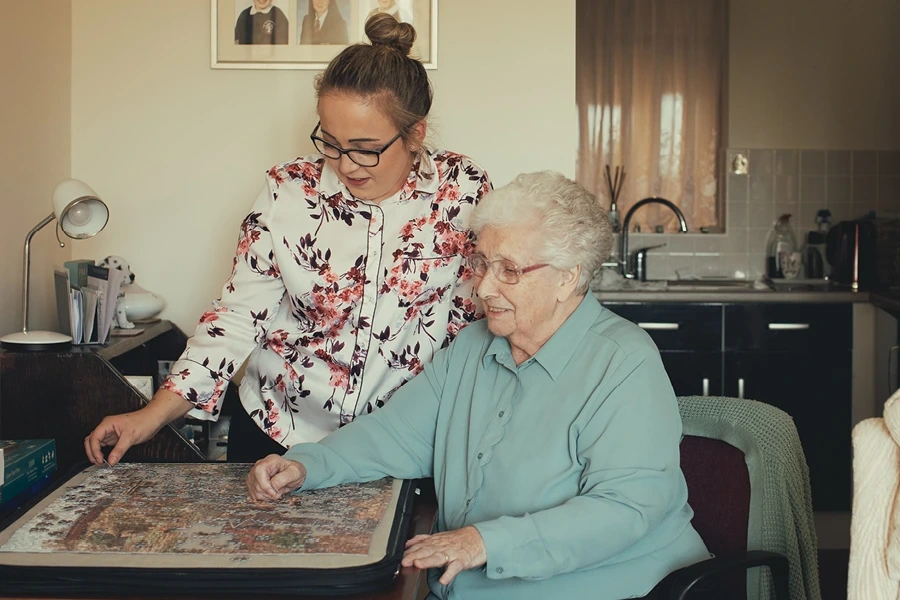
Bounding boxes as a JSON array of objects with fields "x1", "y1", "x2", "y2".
[{"x1": 285, "y1": 294, "x2": 708, "y2": 600}]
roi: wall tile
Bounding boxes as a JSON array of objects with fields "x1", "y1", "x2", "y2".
[
  {"x1": 726, "y1": 202, "x2": 748, "y2": 229},
  {"x1": 694, "y1": 236, "x2": 724, "y2": 254},
  {"x1": 827, "y1": 175, "x2": 852, "y2": 204},
  {"x1": 853, "y1": 151, "x2": 877, "y2": 175},
  {"x1": 800, "y1": 176, "x2": 826, "y2": 205},
  {"x1": 721, "y1": 254, "x2": 750, "y2": 279},
  {"x1": 827, "y1": 151, "x2": 852, "y2": 175},
  {"x1": 829, "y1": 202, "x2": 853, "y2": 223},
  {"x1": 878, "y1": 177, "x2": 900, "y2": 211},
  {"x1": 853, "y1": 176, "x2": 877, "y2": 210},
  {"x1": 750, "y1": 175, "x2": 774, "y2": 203},
  {"x1": 727, "y1": 174, "x2": 748, "y2": 203},
  {"x1": 749, "y1": 201, "x2": 775, "y2": 228},
  {"x1": 748, "y1": 228, "x2": 771, "y2": 254},
  {"x1": 723, "y1": 229, "x2": 748, "y2": 254},
  {"x1": 667, "y1": 234, "x2": 695, "y2": 253},
  {"x1": 775, "y1": 150, "x2": 799, "y2": 175},
  {"x1": 748, "y1": 254, "x2": 767, "y2": 278},
  {"x1": 774, "y1": 174, "x2": 799, "y2": 203},
  {"x1": 879, "y1": 151, "x2": 900, "y2": 176},
  {"x1": 749, "y1": 149, "x2": 774, "y2": 175},
  {"x1": 801, "y1": 150, "x2": 826, "y2": 174}
]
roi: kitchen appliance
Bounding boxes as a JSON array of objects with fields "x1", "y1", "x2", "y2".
[{"x1": 826, "y1": 220, "x2": 877, "y2": 289}]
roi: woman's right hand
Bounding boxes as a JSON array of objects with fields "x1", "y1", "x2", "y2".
[
  {"x1": 247, "y1": 454, "x2": 307, "y2": 501},
  {"x1": 84, "y1": 389, "x2": 194, "y2": 466},
  {"x1": 84, "y1": 409, "x2": 164, "y2": 466}
]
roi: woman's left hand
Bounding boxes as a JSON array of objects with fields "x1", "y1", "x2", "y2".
[{"x1": 401, "y1": 526, "x2": 487, "y2": 585}]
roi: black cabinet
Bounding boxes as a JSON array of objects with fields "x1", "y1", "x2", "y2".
[
  {"x1": 723, "y1": 351, "x2": 852, "y2": 510},
  {"x1": 602, "y1": 304, "x2": 723, "y2": 397},
  {"x1": 602, "y1": 301, "x2": 853, "y2": 511}
]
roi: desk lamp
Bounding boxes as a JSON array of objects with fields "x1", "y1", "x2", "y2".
[{"x1": 1, "y1": 179, "x2": 109, "y2": 350}]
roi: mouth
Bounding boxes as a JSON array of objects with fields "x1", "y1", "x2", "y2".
[
  {"x1": 345, "y1": 176, "x2": 370, "y2": 187},
  {"x1": 486, "y1": 307, "x2": 510, "y2": 316}
]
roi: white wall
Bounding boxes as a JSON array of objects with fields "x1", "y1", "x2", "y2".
[
  {"x1": 70, "y1": 0, "x2": 576, "y2": 332},
  {"x1": 729, "y1": 0, "x2": 900, "y2": 149},
  {"x1": 0, "y1": 0, "x2": 72, "y2": 335}
]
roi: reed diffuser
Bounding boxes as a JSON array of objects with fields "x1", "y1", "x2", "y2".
[{"x1": 604, "y1": 165, "x2": 626, "y2": 233}]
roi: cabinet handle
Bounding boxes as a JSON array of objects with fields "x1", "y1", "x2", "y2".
[
  {"x1": 767, "y1": 323, "x2": 810, "y2": 331},
  {"x1": 702, "y1": 378, "x2": 709, "y2": 396},
  {"x1": 637, "y1": 322, "x2": 680, "y2": 331},
  {"x1": 738, "y1": 378, "x2": 745, "y2": 399}
]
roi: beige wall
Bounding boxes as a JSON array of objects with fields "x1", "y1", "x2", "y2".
[
  {"x1": 70, "y1": 0, "x2": 576, "y2": 332},
  {"x1": 0, "y1": 0, "x2": 72, "y2": 335},
  {"x1": 729, "y1": 0, "x2": 900, "y2": 149}
]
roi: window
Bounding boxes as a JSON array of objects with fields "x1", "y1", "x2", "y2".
[{"x1": 576, "y1": 0, "x2": 727, "y2": 232}]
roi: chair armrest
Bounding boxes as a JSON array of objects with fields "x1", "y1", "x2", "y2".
[{"x1": 655, "y1": 550, "x2": 790, "y2": 600}]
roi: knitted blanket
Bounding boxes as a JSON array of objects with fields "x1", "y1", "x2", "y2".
[{"x1": 679, "y1": 396, "x2": 821, "y2": 600}]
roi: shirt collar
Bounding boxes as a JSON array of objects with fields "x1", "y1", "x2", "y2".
[
  {"x1": 250, "y1": 5, "x2": 274, "y2": 14},
  {"x1": 318, "y1": 150, "x2": 440, "y2": 201},
  {"x1": 483, "y1": 294, "x2": 603, "y2": 380}
]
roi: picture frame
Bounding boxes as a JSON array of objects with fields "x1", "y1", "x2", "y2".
[{"x1": 211, "y1": 0, "x2": 438, "y2": 70}]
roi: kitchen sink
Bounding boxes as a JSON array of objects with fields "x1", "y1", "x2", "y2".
[{"x1": 665, "y1": 279, "x2": 762, "y2": 291}]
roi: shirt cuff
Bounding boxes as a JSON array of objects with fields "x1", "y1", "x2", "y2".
[
  {"x1": 161, "y1": 358, "x2": 229, "y2": 418},
  {"x1": 474, "y1": 516, "x2": 541, "y2": 580},
  {"x1": 283, "y1": 443, "x2": 328, "y2": 491}
]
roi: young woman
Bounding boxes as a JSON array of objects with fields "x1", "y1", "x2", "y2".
[{"x1": 85, "y1": 13, "x2": 491, "y2": 465}]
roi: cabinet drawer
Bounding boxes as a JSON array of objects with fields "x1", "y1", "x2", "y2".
[
  {"x1": 602, "y1": 304, "x2": 722, "y2": 351},
  {"x1": 724, "y1": 303, "x2": 852, "y2": 352}
]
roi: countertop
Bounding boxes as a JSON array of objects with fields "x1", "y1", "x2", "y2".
[
  {"x1": 872, "y1": 290, "x2": 900, "y2": 315},
  {"x1": 593, "y1": 287, "x2": 870, "y2": 304}
]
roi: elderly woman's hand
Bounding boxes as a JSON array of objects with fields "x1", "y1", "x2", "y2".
[
  {"x1": 402, "y1": 526, "x2": 487, "y2": 585},
  {"x1": 246, "y1": 454, "x2": 306, "y2": 501}
]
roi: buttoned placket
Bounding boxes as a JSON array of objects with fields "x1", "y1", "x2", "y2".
[
  {"x1": 462, "y1": 357, "x2": 523, "y2": 517},
  {"x1": 341, "y1": 202, "x2": 384, "y2": 420}
]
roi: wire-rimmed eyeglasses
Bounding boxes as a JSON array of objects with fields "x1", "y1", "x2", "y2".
[
  {"x1": 310, "y1": 122, "x2": 402, "y2": 168},
  {"x1": 467, "y1": 253, "x2": 549, "y2": 285}
]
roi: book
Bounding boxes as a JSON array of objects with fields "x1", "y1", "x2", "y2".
[
  {"x1": 0, "y1": 440, "x2": 56, "y2": 506},
  {"x1": 63, "y1": 259, "x2": 95, "y2": 288}
]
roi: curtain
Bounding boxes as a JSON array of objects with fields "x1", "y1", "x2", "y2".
[{"x1": 576, "y1": 0, "x2": 726, "y2": 232}]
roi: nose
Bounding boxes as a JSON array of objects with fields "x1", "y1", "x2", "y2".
[
  {"x1": 474, "y1": 272, "x2": 499, "y2": 300},
  {"x1": 338, "y1": 154, "x2": 361, "y2": 176}
]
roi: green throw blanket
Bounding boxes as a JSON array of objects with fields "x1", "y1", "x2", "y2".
[{"x1": 678, "y1": 396, "x2": 821, "y2": 600}]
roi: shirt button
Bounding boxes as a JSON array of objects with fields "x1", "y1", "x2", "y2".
[
  {"x1": 498, "y1": 411, "x2": 504, "y2": 417},
  {"x1": 477, "y1": 452, "x2": 483, "y2": 459},
  {"x1": 496, "y1": 567, "x2": 504, "y2": 574}
]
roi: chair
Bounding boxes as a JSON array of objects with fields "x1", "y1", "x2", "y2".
[{"x1": 645, "y1": 396, "x2": 821, "y2": 600}]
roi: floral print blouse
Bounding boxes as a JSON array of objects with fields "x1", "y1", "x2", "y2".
[{"x1": 163, "y1": 150, "x2": 491, "y2": 448}]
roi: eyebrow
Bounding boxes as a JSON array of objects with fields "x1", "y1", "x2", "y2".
[{"x1": 320, "y1": 127, "x2": 382, "y2": 144}]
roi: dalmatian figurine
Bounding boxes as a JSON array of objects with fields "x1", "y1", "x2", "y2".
[{"x1": 97, "y1": 255, "x2": 136, "y2": 329}]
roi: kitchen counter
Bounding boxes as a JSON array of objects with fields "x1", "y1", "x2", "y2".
[
  {"x1": 872, "y1": 291, "x2": 900, "y2": 316},
  {"x1": 593, "y1": 288, "x2": 870, "y2": 304}
]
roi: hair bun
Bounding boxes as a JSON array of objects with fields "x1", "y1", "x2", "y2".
[{"x1": 365, "y1": 12, "x2": 416, "y2": 56}]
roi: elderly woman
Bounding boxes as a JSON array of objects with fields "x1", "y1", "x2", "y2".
[{"x1": 247, "y1": 171, "x2": 708, "y2": 600}]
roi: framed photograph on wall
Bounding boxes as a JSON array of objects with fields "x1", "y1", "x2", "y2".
[{"x1": 211, "y1": 0, "x2": 438, "y2": 70}]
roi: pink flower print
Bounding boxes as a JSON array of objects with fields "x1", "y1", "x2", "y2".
[
  {"x1": 285, "y1": 362, "x2": 299, "y2": 381},
  {"x1": 400, "y1": 222, "x2": 415, "y2": 241},
  {"x1": 328, "y1": 362, "x2": 349, "y2": 388},
  {"x1": 268, "y1": 330, "x2": 289, "y2": 355},
  {"x1": 199, "y1": 311, "x2": 219, "y2": 324},
  {"x1": 267, "y1": 166, "x2": 286, "y2": 185},
  {"x1": 323, "y1": 270, "x2": 339, "y2": 285}
]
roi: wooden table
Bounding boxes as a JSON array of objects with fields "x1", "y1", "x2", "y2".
[{"x1": 2, "y1": 486, "x2": 438, "y2": 600}]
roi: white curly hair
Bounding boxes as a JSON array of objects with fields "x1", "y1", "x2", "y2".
[{"x1": 470, "y1": 171, "x2": 612, "y2": 294}]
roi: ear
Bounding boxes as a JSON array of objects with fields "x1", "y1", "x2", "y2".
[
  {"x1": 406, "y1": 119, "x2": 427, "y2": 154},
  {"x1": 555, "y1": 265, "x2": 581, "y2": 303}
]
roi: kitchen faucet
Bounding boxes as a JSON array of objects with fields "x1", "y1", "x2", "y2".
[{"x1": 619, "y1": 197, "x2": 688, "y2": 278}]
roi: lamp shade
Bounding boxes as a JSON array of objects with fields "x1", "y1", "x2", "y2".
[{"x1": 52, "y1": 179, "x2": 108, "y2": 239}]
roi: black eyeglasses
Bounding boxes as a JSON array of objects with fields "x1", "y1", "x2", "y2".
[
  {"x1": 467, "y1": 253, "x2": 550, "y2": 285},
  {"x1": 310, "y1": 123, "x2": 403, "y2": 168}
]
